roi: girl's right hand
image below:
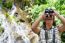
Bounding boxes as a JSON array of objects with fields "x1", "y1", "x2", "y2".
[{"x1": 39, "y1": 12, "x2": 46, "y2": 20}]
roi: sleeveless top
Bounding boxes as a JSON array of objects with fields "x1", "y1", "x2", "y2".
[{"x1": 39, "y1": 27, "x2": 61, "y2": 43}]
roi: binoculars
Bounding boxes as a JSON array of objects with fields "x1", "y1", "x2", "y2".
[{"x1": 45, "y1": 8, "x2": 54, "y2": 17}]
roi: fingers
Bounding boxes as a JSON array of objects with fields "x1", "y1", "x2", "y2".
[
  {"x1": 39, "y1": 10, "x2": 60, "y2": 20},
  {"x1": 54, "y1": 10, "x2": 59, "y2": 15},
  {"x1": 39, "y1": 12, "x2": 45, "y2": 20}
]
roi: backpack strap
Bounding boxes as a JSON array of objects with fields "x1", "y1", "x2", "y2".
[
  {"x1": 45, "y1": 30, "x2": 48, "y2": 43},
  {"x1": 53, "y1": 27, "x2": 55, "y2": 43}
]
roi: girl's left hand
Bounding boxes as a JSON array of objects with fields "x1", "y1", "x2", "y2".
[{"x1": 52, "y1": 10, "x2": 59, "y2": 16}]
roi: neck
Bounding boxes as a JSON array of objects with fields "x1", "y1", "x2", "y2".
[{"x1": 46, "y1": 25, "x2": 52, "y2": 30}]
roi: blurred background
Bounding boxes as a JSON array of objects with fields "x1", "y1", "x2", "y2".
[{"x1": 0, "y1": 0, "x2": 65, "y2": 43}]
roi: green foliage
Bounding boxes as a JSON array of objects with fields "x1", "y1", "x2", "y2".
[
  {"x1": 30, "y1": 4, "x2": 49, "y2": 22},
  {"x1": 2, "y1": 0, "x2": 13, "y2": 9},
  {"x1": 0, "y1": 23, "x2": 4, "y2": 35},
  {"x1": 39, "y1": 0, "x2": 47, "y2": 4},
  {"x1": 33, "y1": 0, "x2": 47, "y2": 5},
  {"x1": 0, "y1": 0, "x2": 2, "y2": 4},
  {"x1": 5, "y1": 13, "x2": 16, "y2": 22},
  {"x1": 3, "y1": 2, "x2": 12, "y2": 9},
  {"x1": 0, "y1": 26, "x2": 4, "y2": 33},
  {"x1": 26, "y1": 0, "x2": 65, "y2": 25},
  {"x1": 61, "y1": 31, "x2": 65, "y2": 42},
  {"x1": 26, "y1": 1, "x2": 65, "y2": 42}
]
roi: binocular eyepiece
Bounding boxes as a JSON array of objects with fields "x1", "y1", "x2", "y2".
[{"x1": 44, "y1": 8, "x2": 54, "y2": 18}]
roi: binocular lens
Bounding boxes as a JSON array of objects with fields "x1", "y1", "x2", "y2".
[
  {"x1": 45, "y1": 10, "x2": 49, "y2": 13},
  {"x1": 45, "y1": 8, "x2": 54, "y2": 13},
  {"x1": 50, "y1": 10, "x2": 54, "y2": 13},
  {"x1": 44, "y1": 8, "x2": 54, "y2": 18},
  {"x1": 46, "y1": 15, "x2": 52, "y2": 18}
]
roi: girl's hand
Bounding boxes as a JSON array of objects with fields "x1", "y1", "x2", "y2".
[
  {"x1": 53, "y1": 10, "x2": 59, "y2": 16},
  {"x1": 39, "y1": 12, "x2": 46, "y2": 20}
]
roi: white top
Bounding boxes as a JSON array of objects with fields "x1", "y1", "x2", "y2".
[{"x1": 39, "y1": 27, "x2": 61, "y2": 43}]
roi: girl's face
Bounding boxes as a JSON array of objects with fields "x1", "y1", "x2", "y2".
[{"x1": 45, "y1": 14, "x2": 54, "y2": 27}]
